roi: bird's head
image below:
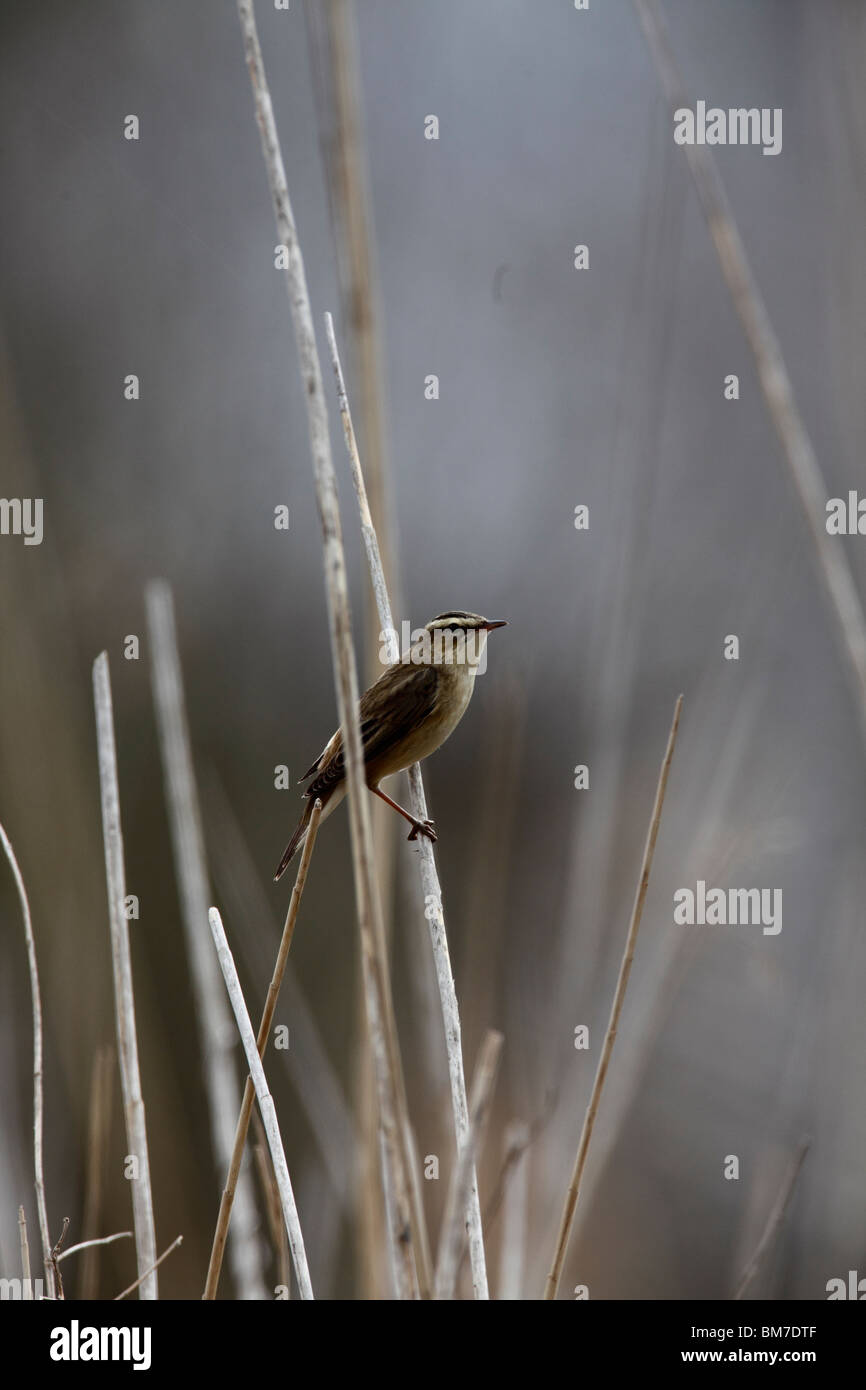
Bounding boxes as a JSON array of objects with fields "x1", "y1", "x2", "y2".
[{"x1": 420, "y1": 611, "x2": 507, "y2": 668}]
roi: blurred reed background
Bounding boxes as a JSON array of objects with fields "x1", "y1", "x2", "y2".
[{"x1": 1, "y1": 0, "x2": 865, "y2": 1299}]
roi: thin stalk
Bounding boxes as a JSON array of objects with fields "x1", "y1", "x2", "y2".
[
  {"x1": 80, "y1": 1043, "x2": 114, "y2": 1299},
  {"x1": 634, "y1": 0, "x2": 866, "y2": 752},
  {"x1": 251, "y1": 1108, "x2": 291, "y2": 1293},
  {"x1": 203, "y1": 798, "x2": 323, "y2": 1299},
  {"x1": 497, "y1": 1121, "x2": 531, "y2": 1300},
  {"x1": 58, "y1": 1232, "x2": 132, "y2": 1263},
  {"x1": 235, "y1": 0, "x2": 426, "y2": 1298},
  {"x1": 324, "y1": 309, "x2": 491, "y2": 1298},
  {"x1": 735, "y1": 1137, "x2": 811, "y2": 1300},
  {"x1": 544, "y1": 694, "x2": 683, "y2": 1299},
  {"x1": 146, "y1": 579, "x2": 266, "y2": 1299},
  {"x1": 208, "y1": 908, "x2": 313, "y2": 1299},
  {"x1": 0, "y1": 820, "x2": 56, "y2": 1300},
  {"x1": 18, "y1": 1207, "x2": 32, "y2": 1299},
  {"x1": 204, "y1": 768, "x2": 357, "y2": 1211},
  {"x1": 435, "y1": 1031, "x2": 503, "y2": 1300},
  {"x1": 114, "y1": 1236, "x2": 183, "y2": 1301},
  {"x1": 305, "y1": 0, "x2": 403, "y2": 1298},
  {"x1": 92, "y1": 652, "x2": 159, "y2": 1300}
]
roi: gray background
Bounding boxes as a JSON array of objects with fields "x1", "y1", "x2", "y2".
[{"x1": 1, "y1": 0, "x2": 864, "y2": 1298}]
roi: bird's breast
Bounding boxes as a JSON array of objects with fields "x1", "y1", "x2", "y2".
[{"x1": 371, "y1": 664, "x2": 477, "y2": 780}]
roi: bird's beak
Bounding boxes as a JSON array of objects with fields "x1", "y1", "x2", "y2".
[{"x1": 483, "y1": 620, "x2": 508, "y2": 630}]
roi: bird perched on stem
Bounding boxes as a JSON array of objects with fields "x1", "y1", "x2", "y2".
[{"x1": 274, "y1": 611, "x2": 507, "y2": 880}]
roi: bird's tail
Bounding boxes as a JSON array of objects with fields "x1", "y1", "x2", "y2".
[{"x1": 274, "y1": 800, "x2": 313, "y2": 881}]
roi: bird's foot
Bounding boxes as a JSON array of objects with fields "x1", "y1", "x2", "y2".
[{"x1": 407, "y1": 818, "x2": 437, "y2": 844}]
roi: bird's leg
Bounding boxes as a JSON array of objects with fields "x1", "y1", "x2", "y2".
[{"x1": 371, "y1": 786, "x2": 438, "y2": 844}]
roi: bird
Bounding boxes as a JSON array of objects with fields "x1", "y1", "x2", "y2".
[{"x1": 274, "y1": 611, "x2": 507, "y2": 880}]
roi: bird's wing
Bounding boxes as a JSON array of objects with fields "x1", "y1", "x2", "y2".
[
  {"x1": 300, "y1": 748, "x2": 328, "y2": 780},
  {"x1": 304, "y1": 662, "x2": 438, "y2": 800}
]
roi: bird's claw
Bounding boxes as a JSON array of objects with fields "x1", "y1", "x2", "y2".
[{"x1": 408, "y1": 818, "x2": 437, "y2": 844}]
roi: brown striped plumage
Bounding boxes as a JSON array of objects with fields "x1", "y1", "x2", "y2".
[{"x1": 274, "y1": 612, "x2": 506, "y2": 880}]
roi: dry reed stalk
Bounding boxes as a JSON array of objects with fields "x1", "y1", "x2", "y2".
[
  {"x1": 324, "y1": 309, "x2": 491, "y2": 1299},
  {"x1": 434, "y1": 1030, "x2": 503, "y2": 1301},
  {"x1": 0, "y1": 820, "x2": 55, "y2": 1300},
  {"x1": 58, "y1": 1232, "x2": 132, "y2": 1263},
  {"x1": 203, "y1": 798, "x2": 322, "y2": 1299},
  {"x1": 79, "y1": 1043, "x2": 114, "y2": 1299},
  {"x1": 48, "y1": 1217, "x2": 69, "y2": 1299},
  {"x1": 208, "y1": 907, "x2": 313, "y2": 1298},
  {"x1": 18, "y1": 1206, "x2": 32, "y2": 1299},
  {"x1": 311, "y1": 0, "x2": 403, "y2": 1297},
  {"x1": 251, "y1": 1108, "x2": 290, "y2": 1293},
  {"x1": 634, "y1": 0, "x2": 866, "y2": 751},
  {"x1": 321, "y1": 0, "x2": 398, "y2": 607},
  {"x1": 92, "y1": 653, "x2": 159, "y2": 1299},
  {"x1": 114, "y1": 1235, "x2": 183, "y2": 1301},
  {"x1": 734, "y1": 1137, "x2": 811, "y2": 1300},
  {"x1": 146, "y1": 579, "x2": 266, "y2": 1299},
  {"x1": 544, "y1": 695, "x2": 683, "y2": 1299},
  {"x1": 562, "y1": 687, "x2": 762, "y2": 1256},
  {"x1": 235, "y1": 0, "x2": 426, "y2": 1298},
  {"x1": 204, "y1": 769, "x2": 357, "y2": 1209},
  {"x1": 497, "y1": 1121, "x2": 531, "y2": 1300}
]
